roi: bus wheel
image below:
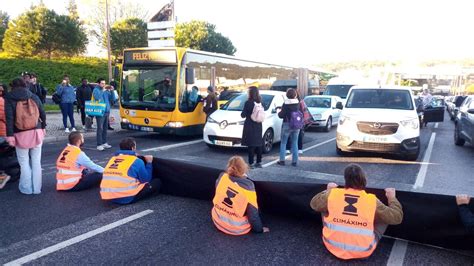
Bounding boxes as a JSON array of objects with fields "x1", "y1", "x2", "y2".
[{"x1": 262, "y1": 129, "x2": 274, "y2": 154}]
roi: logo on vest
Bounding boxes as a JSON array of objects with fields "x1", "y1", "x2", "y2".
[
  {"x1": 343, "y1": 194, "x2": 360, "y2": 216},
  {"x1": 59, "y1": 150, "x2": 70, "y2": 164},
  {"x1": 222, "y1": 187, "x2": 238, "y2": 208},
  {"x1": 109, "y1": 158, "x2": 125, "y2": 169}
]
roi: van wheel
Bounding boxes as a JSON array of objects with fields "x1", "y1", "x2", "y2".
[
  {"x1": 262, "y1": 129, "x2": 274, "y2": 154},
  {"x1": 325, "y1": 117, "x2": 332, "y2": 132},
  {"x1": 454, "y1": 124, "x2": 465, "y2": 146}
]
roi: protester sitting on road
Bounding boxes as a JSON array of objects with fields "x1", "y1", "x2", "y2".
[
  {"x1": 100, "y1": 138, "x2": 161, "y2": 204},
  {"x1": 5, "y1": 78, "x2": 46, "y2": 195},
  {"x1": 56, "y1": 75, "x2": 76, "y2": 133},
  {"x1": 56, "y1": 132, "x2": 104, "y2": 191},
  {"x1": 0, "y1": 83, "x2": 7, "y2": 137},
  {"x1": 211, "y1": 156, "x2": 269, "y2": 235},
  {"x1": 456, "y1": 194, "x2": 474, "y2": 234},
  {"x1": 310, "y1": 164, "x2": 403, "y2": 260}
]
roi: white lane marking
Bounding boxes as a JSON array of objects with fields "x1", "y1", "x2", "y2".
[
  {"x1": 434, "y1": 123, "x2": 439, "y2": 129},
  {"x1": 386, "y1": 239, "x2": 408, "y2": 266},
  {"x1": 142, "y1": 139, "x2": 203, "y2": 152},
  {"x1": 412, "y1": 132, "x2": 436, "y2": 189},
  {"x1": 4, "y1": 210, "x2": 154, "y2": 266},
  {"x1": 262, "y1": 137, "x2": 336, "y2": 168}
]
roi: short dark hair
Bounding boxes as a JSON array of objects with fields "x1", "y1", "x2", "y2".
[
  {"x1": 63, "y1": 74, "x2": 70, "y2": 78},
  {"x1": 81, "y1": 78, "x2": 88, "y2": 82},
  {"x1": 97, "y1": 78, "x2": 106, "y2": 84},
  {"x1": 10, "y1": 78, "x2": 26, "y2": 89},
  {"x1": 344, "y1": 164, "x2": 367, "y2": 190},
  {"x1": 68, "y1": 132, "x2": 83, "y2": 145},
  {"x1": 120, "y1": 138, "x2": 136, "y2": 150},
  {"x1": 286, "y1": 88, "x2": 297, "y2": 99}
]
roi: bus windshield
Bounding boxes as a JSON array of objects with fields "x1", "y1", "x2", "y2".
[
  {"x1": 323, "y1": 85, "x2": 354, "y2": 99},
  {"x1": 121, "y1": 66, "x2": 177, "y2": 111}
]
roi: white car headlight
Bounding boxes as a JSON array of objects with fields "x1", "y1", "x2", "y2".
[
  {"x1": 312, "y1": 113, "x2": 322, "y2": 120},
  {"x1": 400, "y1": 118, "x2": 419, "y2": 129},
  {"x1": 339, "y1": 114, "x2": 351, "y2": 126},
  {"x1": 207, "y1": 117, "x2": 218, "y2": 124}
]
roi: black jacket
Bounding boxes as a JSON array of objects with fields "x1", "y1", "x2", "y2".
[
  {"x1": 278, "y1": 98, "x2": 301, "y2": 122},
  {"x1": 76, "y1": 84, "x2": 94, "y2": 108},
  {"x1": 5, "y1": 88, "x2": 46, "y2": 136},
  {"x1": 29, "y1": 83, "x2": 47, "y2": 103},
  {"x1": 241, "y1": 100, "x2": 263, "y2": 147},
  {"x1": 459, "y1": 205, "x2": 474, "y2": 234}
]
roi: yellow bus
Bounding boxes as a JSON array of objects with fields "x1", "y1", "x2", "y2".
[
  {"x1": 451, "y1": 72, "x2": 474, "y2": 95},
  {"x1": 118, "y1": 47, "x2": 331, "y2": 135}
]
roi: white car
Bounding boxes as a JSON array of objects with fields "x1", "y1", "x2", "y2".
[
  {"x1": 203, "y1": 91, "x2": 286, "y2": 153},
  {"x1": 336, "y1": 86, "x2": 421, "y2": 160},
  {"x1": 304, "y1": 95, "x2": 342, "y2": 132}
]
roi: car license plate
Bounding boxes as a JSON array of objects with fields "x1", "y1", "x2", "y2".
[
  {"x1": 363, "y1": 136, "x2": 388, "y2": 143},
  {"x1": 140, "y1": 126, "x2": 153, "y2": 132},
  {"x1": 215, "y1": 140, "x2": 233, "y2": 146}
]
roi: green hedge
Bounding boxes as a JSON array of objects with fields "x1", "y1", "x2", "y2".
[{"x1": 0, "y1": 53, "x2": 108, "y2": 94}]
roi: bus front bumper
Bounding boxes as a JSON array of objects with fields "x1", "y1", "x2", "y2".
[{"x1": 121, "y1": 122, "x2": 203, "y2": 136}]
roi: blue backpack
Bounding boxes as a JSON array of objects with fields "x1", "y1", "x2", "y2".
[{"x1": 290, "y1": 110, "x2": 304, "y2": 130}]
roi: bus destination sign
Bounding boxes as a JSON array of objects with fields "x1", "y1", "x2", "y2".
[{"x1": 124, "y1": 50, "x2": 177, "y2": 65}]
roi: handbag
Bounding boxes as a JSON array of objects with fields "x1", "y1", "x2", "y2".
[{"x1": 85, "y1": 94, "x2": 106, "y2": 117}]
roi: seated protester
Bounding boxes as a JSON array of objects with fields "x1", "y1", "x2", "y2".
[
  {"x1": 211, "y1": 156, "x2": 269, "y2": 235},
  {"x1": 56, "y1": 132, "x2": 104, "y2": 191},
  {"x1": 100, "y1": 138, "x2": 160, "y2": 204},
  {"x1": 310, "y1": 164, "x2": 403, "y2": 260},
  {"x1": 456, "y1": 194, "x2": 474, "y2": 234}
]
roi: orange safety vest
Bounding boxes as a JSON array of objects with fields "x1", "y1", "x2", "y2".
[
  {"x1": 211, "y1": 173, "x2": 258, "y2": 236},
  {"x1": 100, "y1": 154, "x2": 146, "y2": 200},
  {"x1": 322, "y1": 188, "x2": 377, "y2": 260},
  {"x1": 56, "y1": 145, "x2": 85, "y2": 190}
]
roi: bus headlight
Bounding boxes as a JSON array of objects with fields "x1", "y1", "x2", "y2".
[
  {"x1": 166, "y1": 122, "x2": 184, "y2": 128},
  {"x1": 121, "y1": 118, "x2": 129, "y2": 123},
  {"x1": 400, "y1": 118, "x2": 419, "y2": 129}
]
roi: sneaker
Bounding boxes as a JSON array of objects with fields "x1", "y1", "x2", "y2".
[
  {"x1": 255, "y1": 163, "x2": 262, "y2": 168},
  {"x1": 249, "y1": 164, "x2": 255, "y2": 169},
  {"x1": 298, "y1": 150, "x2": 303, "y2": 154},
  {"x1": 286, "y1": 150, "x2": 290, "y2": 154},
  {"x1": 102, "y1": 143, "x2": 112, "y2": 149},
  {"x1": 0, "y1": 174, "x2": 11, "y2": 189},
  {"x1": 291, "y1": 162, "x2": 298, "y2": 167},
  {"x1": 65, "y1": 128, "x2": 70, "y2": 133},
  {"x1": 71, "y1": 127, "x2": 77, "y2": 132},
  {"x1": 97, "y1": 145, "x2": 105, "y2": 151},
  {"x1": 277, "y1": 161, "x2": 285, "y2": 166}
]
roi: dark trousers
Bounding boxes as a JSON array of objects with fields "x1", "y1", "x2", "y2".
[
  {"x1": 60, "y1": 103, "x2": 75, "y2": 128},
  {"x1": 69, "y1": 172, "x2": 102, "y2": 191},
  {"x1": 130, "y1": 178, "x2": 162, "y2": 203},
  {"x1": 96, "y1": 112, "x2": 109, "y2": 146},
  {"x1": 286, "y1": 128, "x2": 304, "y2": 150},
  {"x1": 248, "y1": 146, "x2": 262, "y2": 165},
  {"x1": 79, "y1": 107, "x2": 93, "y2": 127}
]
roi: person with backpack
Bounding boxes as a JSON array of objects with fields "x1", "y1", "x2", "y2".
[
  {"x1": 277, "y1": 88, "x2": 303, "y2": 167},
  {"x1": 241, "y1": 86, "x2": 264, "y2": 168},
  {"x1": 286, "y1": 92, "x2": 311, "y2": 154},
  {"x1": 5, "y1": 78, "x2": 46, "y2": 194}
]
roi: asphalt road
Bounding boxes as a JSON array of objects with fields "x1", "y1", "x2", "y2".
[{"x1": 1, "y1": 111, "x2": 473, "y2": 265}]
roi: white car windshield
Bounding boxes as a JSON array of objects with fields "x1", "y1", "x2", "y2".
[
  {"x1": 221, "y1": 93, "x2": 274, "y2": 111},
  {"x1": 305, "y1": 97, "x2": 332, "y2": 108},
  {"x1": 346, "y1": 89, "x2": 414, "y2": 110}
]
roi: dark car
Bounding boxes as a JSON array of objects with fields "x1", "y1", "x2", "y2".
[
  {"x1": 454, "y1": 95, "x2": 474, "y2": 146},
  {"x1": 448, "y1": 95, "x2": 467, "y2": 121}
]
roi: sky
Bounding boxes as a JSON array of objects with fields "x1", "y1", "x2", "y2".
[{"x1": 3, "y1": 0, "x2": 474, "y2": 66}]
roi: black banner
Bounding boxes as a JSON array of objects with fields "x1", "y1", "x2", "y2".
[{"x1": 153, "y1": 158, "x2": 474, "y2": 250}]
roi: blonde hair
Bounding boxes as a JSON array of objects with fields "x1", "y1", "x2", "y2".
[{"x1": 226, "y1": 156, "x2": 248, "y2": 178}]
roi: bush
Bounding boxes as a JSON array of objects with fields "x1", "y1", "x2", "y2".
[{"x1": 0, "y1": 52, "x2": 108, "y2": 94}]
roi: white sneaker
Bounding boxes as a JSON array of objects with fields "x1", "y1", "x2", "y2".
[
  {"x1": 102, "y1": 143, "x2": 112, "y2": 149},
  {"x1": 71, "y1": 127, "x2": 77, "y2": 132},
  {"x1": 298, "y1": 150, "x2": 303, "y2": 154},
  {"x1": 65, "y1": 128, "x2": 70, "y2": 133},
  {"x1": 286, "y1": 150, "x2": 290, "y2": 154},
  {"x1": 97, "y1": 145, "x2": 105, "y2": 151}
]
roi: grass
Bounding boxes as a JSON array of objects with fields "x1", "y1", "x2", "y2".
[{"x1": 44, "y1": 104, "x2": 61, "y2": 112}]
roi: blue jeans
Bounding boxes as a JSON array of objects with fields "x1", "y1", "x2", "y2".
[
  {"x1": 96, "y1": 112, "x2": 109, "y2": 146},
  {"x1": 60, "y1": 103, "x2": 75, "y2": 128},
  {"x1": 279, "y1": 123, "x2": 300, "y2": 164},
  {"x1": 16, "y1": 144, "x2": 42, "y2": 194}
]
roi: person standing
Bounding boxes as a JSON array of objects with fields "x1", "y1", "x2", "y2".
[
  {"x1": 311, "y1": 164, "x2": 403, "y2": 260},
  {"x1": 286, "y1": 92, "x2": 309, "y2": 154},
  {"x1": 93, "y1": 78, "x2": 115, "y2": 151},
  {"x1": 30, "y1": 73, "x2": 47, "y2": 104},
  {"x1": 0, "y1": 84, "x2": 7, "y2": 137},
  {"x1": 203, "y1": 86, "x2": 218, "y2": 120},
  {"x1": 278, "y1": 88, "x2": 301, "y2": 167},
  {"x1": 56, "y1": 75, "x2": 76, "y2": 132},
  {"x1": 76, "y1": 78, "x2": 94, "y2": 130},
  {"x1": 241, "y1": 86, "x2": 263, "y2": 168},
  {"x1": 5, "y1": 78, "x2": 46, "y2": 195}
]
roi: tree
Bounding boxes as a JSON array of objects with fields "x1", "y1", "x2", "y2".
[
  {"x1": 175, "y1": 20, "x2": 236, "y2": 56},
  {"x1": 110, "y1": 18, "x2": 147, "y2": 57},
  {"x1": 2, "y1": 5, "x2": 87, "y2": 58},
  {"x1": 0, "y1": 11, "x2": 9, "y2": 50},
  {"x1": 67, "y1": 0, "x2": 80, "y2": 21}
]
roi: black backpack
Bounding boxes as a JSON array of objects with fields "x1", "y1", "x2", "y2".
[{"x1": 52, "y1": 92, "x2": 61, "y2": 104}]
